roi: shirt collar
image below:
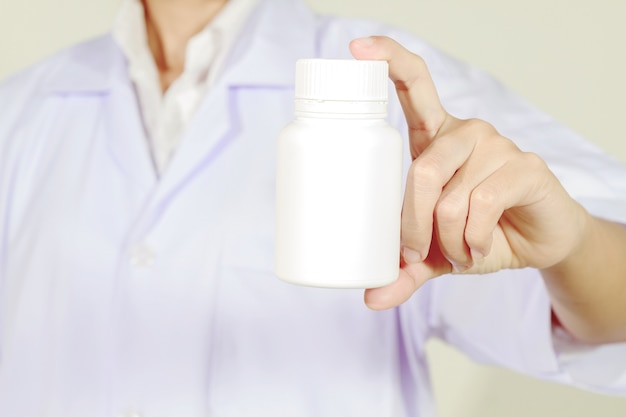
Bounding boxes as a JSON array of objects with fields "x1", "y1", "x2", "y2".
[
  {"x1": 44, "y1": 0, "x2": 317, "y2": 94},
  {"x1": 111, "y1": 0, "x2": 260, "y2": 88}
]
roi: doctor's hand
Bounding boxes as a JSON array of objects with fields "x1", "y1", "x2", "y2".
[{"x1": 349, "y1": 36, "x2": 591, "y2": 310}]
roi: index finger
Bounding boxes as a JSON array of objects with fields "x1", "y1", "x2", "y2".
[{"x1": 349, "y1": 36, "x2": 448, "y2": 157}]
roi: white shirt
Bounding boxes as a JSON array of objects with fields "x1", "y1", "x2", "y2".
[{"x1": 112, "y1": 0, "x2": 258, "y2": 174}]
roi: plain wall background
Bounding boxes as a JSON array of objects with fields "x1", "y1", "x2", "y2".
[{"x1": 1, "y1": 0, "x2": 626, "y2": 416}]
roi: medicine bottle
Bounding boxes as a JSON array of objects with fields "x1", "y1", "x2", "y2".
[{"x1": 275, "y1": 59, "x2": 403, "y2": 288}]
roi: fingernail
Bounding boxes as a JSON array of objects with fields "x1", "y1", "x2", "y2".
[
  {"x1": 353, "y1": 36, "x2": 376, "y2": 47},
  {"x1": 403, "y1": 247, "x2": 423, "y2": 264},
  {"x1": 470, "y1": 248, "x2": 484, "y2": 262},
  {"x1": 451, "y1": 262, "x2": 471, "y2": 273}
]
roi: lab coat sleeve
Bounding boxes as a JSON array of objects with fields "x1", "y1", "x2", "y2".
[
  {"x1": 315, "y1": 16, "x2": 626, "y2": 393},
  {"x1": 380, "y1": 28, "x2": 626, "y2": 394},
  {"x1": 426, "y1": 270, "x2": 626, "y2": 395}
]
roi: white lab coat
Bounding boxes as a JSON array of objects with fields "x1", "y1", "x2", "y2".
[{"x1": 1, "y1": 0, "x2": 626, "y2": 416}]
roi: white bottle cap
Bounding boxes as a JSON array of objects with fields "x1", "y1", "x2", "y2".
[{"x1": 294, "y1": 59, "x2": 389, "y2": 116}]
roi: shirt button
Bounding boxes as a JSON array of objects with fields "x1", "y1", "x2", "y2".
[{"x1": 129, "y1": 244, "x2": 156, "y2": 268}]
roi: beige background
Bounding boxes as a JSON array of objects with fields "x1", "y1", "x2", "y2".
[{"x1": 1, "y1": 0, "x2": 626, "y2": 416}]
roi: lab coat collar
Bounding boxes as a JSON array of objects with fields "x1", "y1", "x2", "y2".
[
  {"x1": 149, "y1": 0, "x2": 319, "y2": 207},
  {"x1": 43, "y1": 0, "x2": 317, "y2": 95},
  {"x1": 219, "y1": 0, "x2": 317, "y2": 87},
  {"x1": 40, "y1": 0, "x2": 318, "y2": 203},
  {"x1": 44, "y1": 34, "x2": 126, "y2": 94}
]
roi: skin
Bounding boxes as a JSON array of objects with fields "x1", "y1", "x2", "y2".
[
  {"x1": 142, "y1": 2, "x2": 626, "y2": 345},
  {"x1": 351, "y1": 36, "x2": 626, "y2": 345},
  {"x1": 143, "y1": 0, "x2": 227, "y2": 91}
]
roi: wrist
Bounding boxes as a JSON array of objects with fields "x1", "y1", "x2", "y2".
[{"x1": 548, "y1": 203, "x2": 595, "y2": 272}]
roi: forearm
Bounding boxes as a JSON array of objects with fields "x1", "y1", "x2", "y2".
[{"x1": 542, "y1": 213, "x2": 626, "y2": 344}]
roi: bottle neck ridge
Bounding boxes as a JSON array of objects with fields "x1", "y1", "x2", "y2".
[{"x1": 294, "y1": 99, "x2": 387, "y2": 119}]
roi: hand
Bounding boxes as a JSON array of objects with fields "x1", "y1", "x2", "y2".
[{"x1": 349, "y1": 36, "x2": 590, "y2": 310}]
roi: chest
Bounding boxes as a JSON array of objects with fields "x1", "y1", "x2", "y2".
[{"x1": 1, "y1": 84, "x2": 421, "y2": 416}]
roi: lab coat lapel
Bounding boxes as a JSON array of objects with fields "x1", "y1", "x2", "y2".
[
  {"x1": 150, "y1": 0, "x2": 317, "y2": 204},
  {"x1": 218, "y1": 0, "x2": 318, "y2": 86},
  {"x1": 103, "y1": 81, "x2": 158, "y2": 191},
  {"x1": 45, "y1": 35, "x2": 158, "y2": 191},
  {"x1": 100, "y1": 39, "x2": 159, "y2": 191},
  {"x1": 41, "y1": 0, "x2": 319, "y2": 209}
]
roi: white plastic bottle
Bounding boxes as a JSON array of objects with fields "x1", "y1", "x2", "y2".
[{"x1": 275, "y1": 59, "x2": 403, "y2": 289}]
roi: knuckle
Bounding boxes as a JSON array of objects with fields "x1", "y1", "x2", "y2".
[
  {"x1": 409, "y1": 52, "x2": 427, "y2": 71},
  {"x1": 459, "y1": 118, "x2": 506, "y2": 146},
  {"x1": 435, "y1": 194, "x2": 466, "y2": 224},
  {"x1": 470, "y1": 185, "x2": 499, "y2": 211},
  {"x1": 520, "y1": 151, "x2": 548, "y2": 171},
  {"x1": 466, "y1": 188, "x2": 500, "y2": 255},
  {"x1": 395, "y1": 53, "x2": 427, "y2": 91},
  {"x1": 464, "y1": 226, "x2": 490, "y2": 253},
  {"x1": 470, "y1": 185, "x2": 503, "y2": 224},
  {"x1": 499, "y1": 136, "x2": 519, "y2": 150},
  {"x1": 410, "y1": 158, "x2": 441, "y2": 186},
  {"x1": 463, "y1": 118, "x2": 495, "y2": 135},
  {"x1": 463, "y1": 234, "x2": 480, "y2": 251}
]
